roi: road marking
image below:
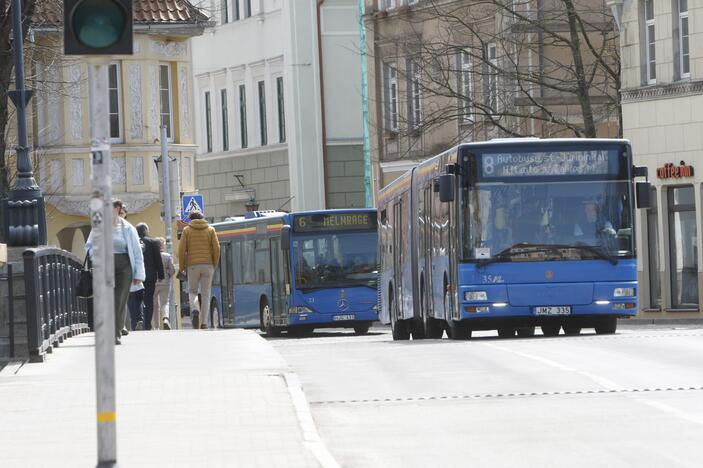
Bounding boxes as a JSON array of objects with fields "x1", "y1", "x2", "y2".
[
  {"x1": 96, "y1": 411, "x2": 116, "y2": 423},
  {"x1": 482, "y1": 342, "x2": 703, "y2": 427},
  {"x1": 284, "y1": 372, "x2": 341, "y2": 468}
]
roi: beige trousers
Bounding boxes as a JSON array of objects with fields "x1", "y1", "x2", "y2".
[
  {"x1": 187, "y1": 264, "x2": 215, "y2": 328},
  {"x1": 152, "y1": 283, "x2": 171, "y2": 329}
]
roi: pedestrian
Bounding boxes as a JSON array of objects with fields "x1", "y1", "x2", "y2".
[
  {"x1": 86, "y1": 199, "x2": 145, "y2": 345},
  {"x1": 119, "y1": 205, "x2": 130, "y2": 336},
  {"x1": 134, "y1": 223, "x2": 165, "y2": 330},
  {"x1": 153, "y1": 237, "x2": 176, "y2": 330},
  {"x1": 177, "y1": 211, "x2": 220, "y2": 329}
]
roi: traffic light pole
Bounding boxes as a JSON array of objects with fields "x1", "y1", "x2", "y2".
[
  {"x1": 160, "y1": 125, "x2": 179, "y2": 329},
  {"x1": 88, "y1": 60, "x2": 118, "y2": 467}
]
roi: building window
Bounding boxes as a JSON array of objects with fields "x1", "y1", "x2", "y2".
[
  {"x1": 383, "y1": 62, "x2": 398, "y2": 132},
  {"x1": 258, "y1": 80, "x2": 267, "y2": 146},
  {"x1": 244, "y1": 0, "x2": 252, "y2": 17},
  {"x1": 159, "y1": 64, "x2": 174, "y2": 140},
  {"x1": 221, "y1": 0, "x2": 228, "y2": 24},
  {"x1": 486, "y1": 43, "x2": 498, "y2": 112},
  {"x1": 668, "y1": 185, "x2": 697, "y2": 308},
  {"x1": 71, "y1": 159, "x2": 84, "y2": 187},
  {"x1": 678, "y1": 0, "x2": 689, "y2": 78},
  {"x1": 644, "y1": 0, "x2": 656, "y2": 84},
  {"x1": 108, "y1": 63, "x2": 122, "y2": 142},
  {"x1": 204, "y1": 91, "x2": 212, "y2": 153},
  {"x1": 647, "y1": 187, "x2": 661, "y2": 308},
  {"x1": 239, "y1": 84, "x2": 248, "y2": 149},
  {"x1": 407, "y1": 59, "x2": 422, "y2": 130},
  {"x1": 221, "y1": 89, "x2": 229, "y2": 151},
  {"x1": 276, "y1": 76, "x2": 286, "y2": 143},
  {"x1": 458, "y1": 50, "x2": 473, "y2": 123}
]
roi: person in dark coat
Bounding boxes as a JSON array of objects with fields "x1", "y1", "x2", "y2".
[{"x1": 135, "y1": 223, "x2": 165, "y2": 330}]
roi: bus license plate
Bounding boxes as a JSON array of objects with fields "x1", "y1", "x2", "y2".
[
  {"x1": 534, "y1": 306, "x2": 571, "y2": 316},
  {"x1": 333, "y1": 314, "x2": 355, "y2": 321}
]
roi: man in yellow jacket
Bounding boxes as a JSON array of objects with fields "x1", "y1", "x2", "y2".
[{"x1": 178, "y1": 211, "x2": 221, "y2": 329}]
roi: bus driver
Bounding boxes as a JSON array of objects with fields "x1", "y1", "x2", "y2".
[{"x1": 573, "y1": 200, "x2": 616, "y2": 242}]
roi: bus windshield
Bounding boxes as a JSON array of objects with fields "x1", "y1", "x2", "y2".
[
  {"x1": 463, "y1": 179, "x2": 633, "y2": 263},
  {"x1": 293, "y1": 231, "x2": 378, "y2": 290}
]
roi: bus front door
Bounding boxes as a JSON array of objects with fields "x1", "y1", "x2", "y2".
[{"x1": 219, "y1": 242, "x2": 235, "y2": 327}]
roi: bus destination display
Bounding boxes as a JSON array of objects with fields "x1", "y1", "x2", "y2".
[
  {"x1": 480, "y1": 150, "x2": 615, "y2": 178},
  {"x1": 294, "y1": 213, "x2": 376, "y2": 232}
]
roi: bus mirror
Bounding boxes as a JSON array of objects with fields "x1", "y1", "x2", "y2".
[
  {"x1": 281, "y1": 225, "x2": 291, "y2": 250},
  {"x1": 439, "y1": 174, "x2": 455, "y2": 202},
  {"x1": 636, "y1": 182, "x2": 651, "y2": 209}
]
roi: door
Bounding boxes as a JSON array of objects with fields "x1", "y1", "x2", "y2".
[
  {"x1": 393, "y1": 200, "x2": 403, "y2": 319},
  {"x1": 423, "y1": 185, "x2": 434, "y2": 318},
  {"x1": 219, "y1": 242, "x2": 235, "y2": 327},
  {"x1": 269, "y1": 237, "x2": 287, "y2": 326}
]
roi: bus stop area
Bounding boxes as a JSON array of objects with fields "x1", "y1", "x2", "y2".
[{"x1": 0, "y1": 329, "x2": 326, "y2": 468}]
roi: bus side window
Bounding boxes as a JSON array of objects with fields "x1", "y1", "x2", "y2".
[
  {"x1": 256, "y1": 239, "x2": 271, "y2": 283},
  {"x1": 232, "y1": 240, "x2": 243, "y2": 285},
  {"x1": 243, "y1": 240, "x2": 256, "y2": 284}
]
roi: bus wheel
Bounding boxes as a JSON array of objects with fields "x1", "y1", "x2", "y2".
[
  {"x1": 447, "y1": 320, "x2": 471, "y2": 340},
  {"x1": 541, "y1": 324, "x2": 560, "y2": 337},
  {"x1": 497, "y1": 327, "x2": 516, "y2": 338},
  {"x1": 595, "y1": 317, "x2": 617, "y2": 335},
  {"x1": 354, "y1": 324, "x2": 371, "y2": 335},
  {"x1": 390, "y1": 294, "x2": 410, "y2": 341},
  {"x1": 422, "y1": 286, "x2": 443, "y2": 339},
  {"x1": 516, "y1": 327, "x2": 535, "y2": 338},
  {"x1": 261, "y1": 300, "x2": 280, "y2": 337},
  {"x1": 563, "y1": 324, "x2": 582, "y2": 336}
]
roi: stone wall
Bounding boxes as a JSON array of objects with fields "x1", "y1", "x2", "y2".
[{"x1": 326, "y1": 145, "x2": 366, "y2": 208}]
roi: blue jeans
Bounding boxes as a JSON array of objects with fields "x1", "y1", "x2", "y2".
[{"x1": 128, "y1": 289, "x2": 145, "y2": 330}]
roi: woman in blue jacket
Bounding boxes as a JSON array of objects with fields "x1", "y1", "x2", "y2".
[{"x1": 86, "y1": 199, "x2": 145, "y2": 344}]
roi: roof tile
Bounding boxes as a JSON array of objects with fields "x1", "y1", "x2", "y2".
[{"x1": 34, "y1": 0, "x2": 208, "y2": 27}]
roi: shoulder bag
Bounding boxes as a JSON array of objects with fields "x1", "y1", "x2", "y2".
[{"x1": 75, "y1": 254, "x2": 93, "y2": 298}]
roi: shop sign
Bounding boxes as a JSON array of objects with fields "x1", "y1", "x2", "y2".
[{"x1": 657, "y1": 161, "x2": 694, "y2": 179}]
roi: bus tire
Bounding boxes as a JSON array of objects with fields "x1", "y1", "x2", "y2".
[
  {"x1": 563, "y1": 324, "x2": 582, "y2": 336},
  {"x1": 260, "y1": 298, "x2": 280, "y2": 337},
  {"x1": 447, "y1": 320, "x2": 471, "y2": 340},
  {"x1": 354, "y1": 324, "x2": 371, "y2": 335},
  {"x1": 595, "y1": 317, "x2": 617, "y2": 335},
  {"x1": 390, "y1": 293, "x2": 410, "y2": 341},
  {"x1": 421, "y1": 282, "x2": 443, "y2": 339},
  {"x1": 516, "y1": 326, "x2": 535, "y2": 338},
  {"x1": 497, "y1": 327, "x2": 516, "y2": 338},
  {"x1": 541, "y1": 324, "x2": 560, "y2": 337}
]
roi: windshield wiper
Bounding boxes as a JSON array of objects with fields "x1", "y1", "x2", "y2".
[
  {"x1": 567, "y1": 242, "x2": 618, "y2": 265},
  {"x1": 475, "y1": 243, "x2": 562, "y2": 267}
]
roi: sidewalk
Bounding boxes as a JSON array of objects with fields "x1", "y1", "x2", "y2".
[{"x1": 0, "y1": 329, "x2": 326, "y2": 468}]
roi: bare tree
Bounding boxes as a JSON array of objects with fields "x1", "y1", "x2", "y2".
[{"x1": 371, "y1": 0, "x2": 620, "y2": 158}]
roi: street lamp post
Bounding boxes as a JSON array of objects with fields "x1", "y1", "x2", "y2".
[{"x1": 2, "y1": 0, "x2": 47, "y2": 246}]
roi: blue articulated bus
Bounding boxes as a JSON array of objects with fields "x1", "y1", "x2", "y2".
[
  {"x1": 377, "y1": 138, "x2": 651, "y2": 340},
  {"x1": 209, "y1": 209, "x2": 379, "y2": 336}
]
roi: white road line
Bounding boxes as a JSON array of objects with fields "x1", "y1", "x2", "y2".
[
  {"x1": 284, "y1": 372, "x2": 342, "y2": 468},
  {"x1": 481, "y1": 342, "x2": 703, "y2": 426}
]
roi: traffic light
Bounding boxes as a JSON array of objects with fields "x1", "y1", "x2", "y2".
[{"x1": 64, "y1": 0, "x2": 133, "y2": 55}]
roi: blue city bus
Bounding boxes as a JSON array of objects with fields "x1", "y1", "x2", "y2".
[
  {"x1": 377, "y1": 138, "x2": 651, "y2": 340},
  {"x1": 209, "y1": 209, "x2": 379, "y2": 336}
]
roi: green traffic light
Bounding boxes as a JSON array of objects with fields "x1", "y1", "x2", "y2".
[{"x1": 72, "y1": 0, "x2": 126, "y2": 49}]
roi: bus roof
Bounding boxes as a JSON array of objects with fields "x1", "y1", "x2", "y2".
[{"x1": 290, "y1": 208, "x2": 376, "y2": 217}]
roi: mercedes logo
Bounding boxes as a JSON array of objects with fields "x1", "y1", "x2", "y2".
[
  {"x1": 545, "y1": 271, "x2": 554, "y2": 280},
  {"x1": 337, "y1": 298, "x2": 349, "y2": 311}
]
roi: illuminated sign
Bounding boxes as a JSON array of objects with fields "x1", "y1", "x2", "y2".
[
  {"x1": 657, "y1": 161, "x2": 694, "y2": 179},
  {"x1": 480, "y1": 150, "x2": 615, "y2": 178},
  {"x1": 293, "y1": 213, "x2": 377, "y2": 232}
]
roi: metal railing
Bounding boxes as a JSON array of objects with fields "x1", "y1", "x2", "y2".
[{"x1": 24, "y1": 247, "x2": 90, "y2": 362}]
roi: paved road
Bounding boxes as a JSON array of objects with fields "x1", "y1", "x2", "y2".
[{"x1": 271, "y1": 325, "x2": 703, "y2": 468}]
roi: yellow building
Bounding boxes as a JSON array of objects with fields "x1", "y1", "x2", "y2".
[{"x1": 28, "y1": 1, "x2": 208, "y2": 254}]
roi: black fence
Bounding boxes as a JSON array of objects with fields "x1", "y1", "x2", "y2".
[{"x1": 24, "y1": 248, "x2": 90, "y2": 362}]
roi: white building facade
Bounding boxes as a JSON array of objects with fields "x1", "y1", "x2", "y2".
[
  {"x1": 191, "y1": 0, "x2": 366, "y2": 219},
  {"x1": 620, "y1": 0, "x2": 703, "y2": 318}
]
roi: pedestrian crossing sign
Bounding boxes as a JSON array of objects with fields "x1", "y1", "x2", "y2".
[{"x1": 182, "y1": 194, "x2": 204, "y2": 221}]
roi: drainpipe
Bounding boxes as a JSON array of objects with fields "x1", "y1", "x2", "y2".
[
  {"x1": 317, "y1": 0, "x2": 330, "y2": 208},
  {"x1": 359, "y1": 0, "x2": 373, "y2": 208}
]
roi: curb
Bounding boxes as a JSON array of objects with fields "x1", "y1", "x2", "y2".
[
  {"x1": 622, "y1": 318, "x2": 703, "y2": 326},
  {"x1": 284, "y1": 372, "x2": 341, "y2": 468}
]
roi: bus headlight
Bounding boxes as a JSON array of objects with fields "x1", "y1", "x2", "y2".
[
  {"x1": 614, "y1": 288, "x2": 635, "y2": 297},
  {"x1": 464, "y1": 291, "x2": 488, "y2": 301},
  {"x1": 289, "y1": 306, "x2": 312, "y2": 314}
]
